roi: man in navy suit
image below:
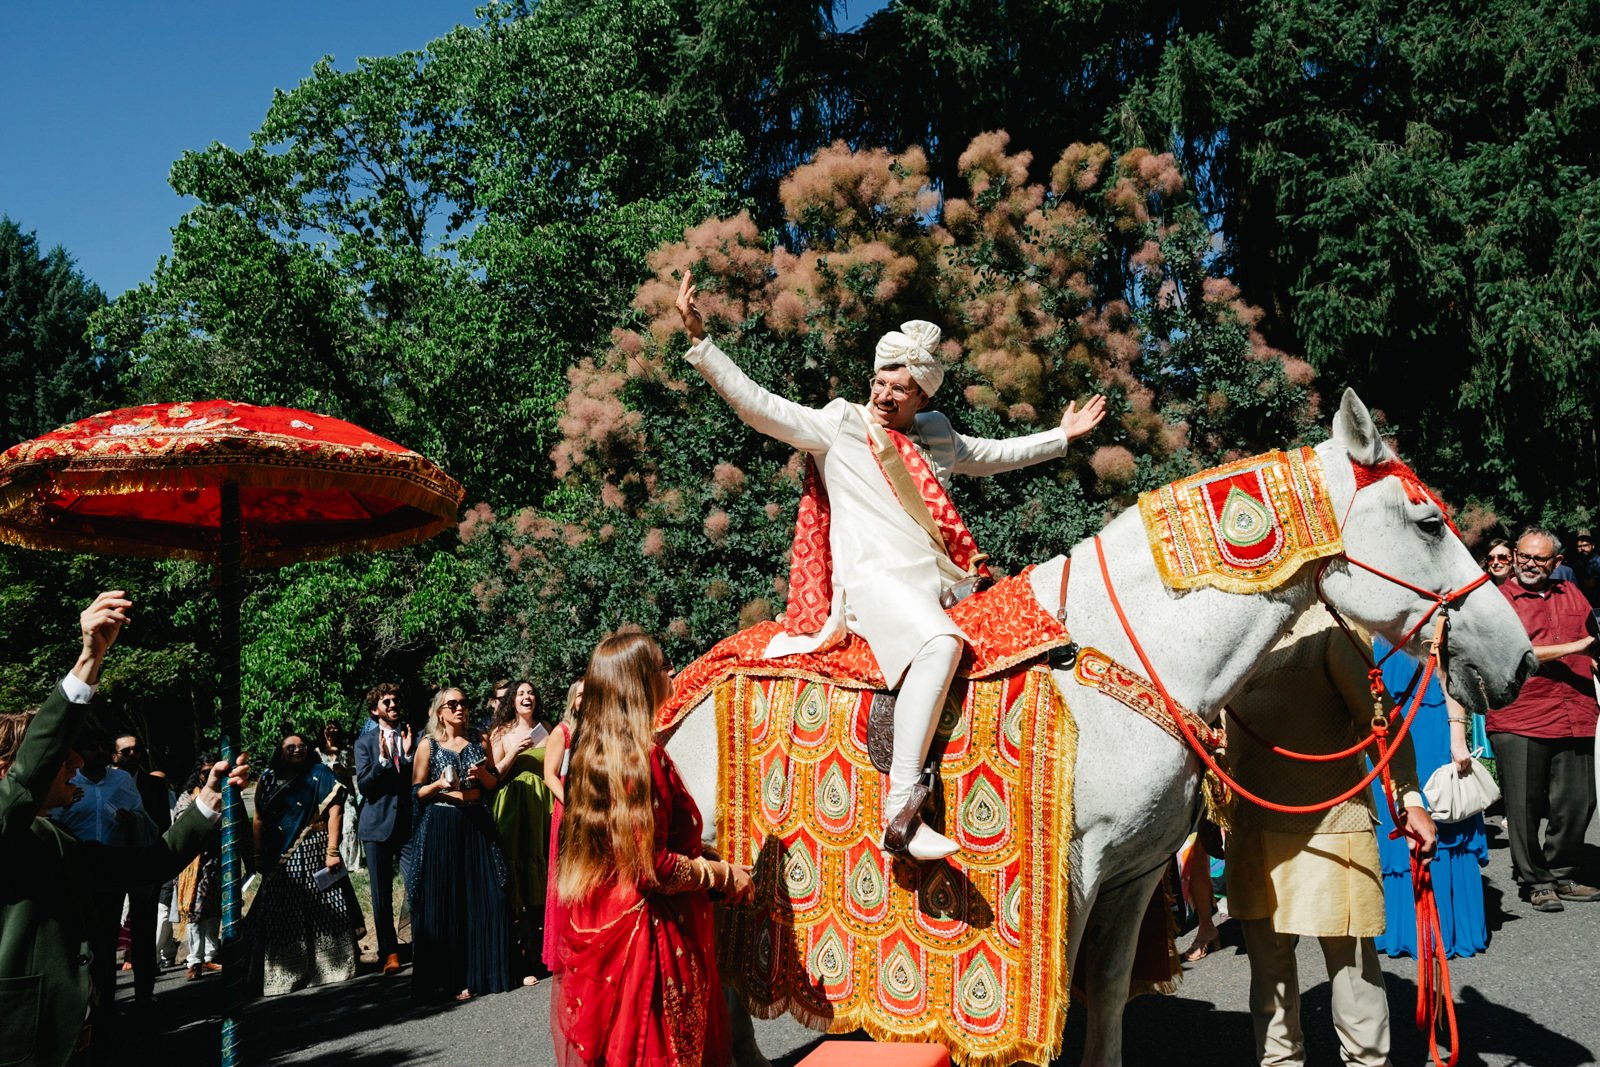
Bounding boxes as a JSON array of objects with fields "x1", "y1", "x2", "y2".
[{"x1": 355, "y1": 682, "x2": 414, "y2": 976}]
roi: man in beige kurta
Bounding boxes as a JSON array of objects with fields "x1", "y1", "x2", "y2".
[
  {"x1": 1225, "y1": 611, "x2": 1437, "y2": 1067},
  {"x1": 675, "y1": 272, "x2": 1105, "y2": 859}
]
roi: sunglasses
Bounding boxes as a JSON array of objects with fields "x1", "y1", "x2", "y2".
[
  {"x1": 116, "y1": 746, "x2": 139, "y2": 756},
  {"x1": 441, "y1": 698, "x2": 468, "y2": 710},
  {"x1": 1486, "y1": 553, "x2": 1512, "y2": 563},
  {"x1": 281, "y1": 742, "x2": 308, "y2": 752}
]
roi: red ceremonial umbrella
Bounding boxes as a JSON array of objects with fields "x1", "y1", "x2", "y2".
[{"x1": 0, "y1": 399, "x2": 463, "y2": 1065}]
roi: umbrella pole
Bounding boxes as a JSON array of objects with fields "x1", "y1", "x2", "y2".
[{"x1": 218, "y1": 481, "x2": 245, "y2": 1066}]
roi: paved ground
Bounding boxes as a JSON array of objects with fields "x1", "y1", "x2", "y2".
[{"x1": 119, "y1": 818, "x2": 1600, "y2": 1066}]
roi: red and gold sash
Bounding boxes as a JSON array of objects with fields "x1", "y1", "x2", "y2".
[
  {"x1": 783, "y1": 458, "x2": 834, "y2": 635},
  {"x1": 782, "y1": 418, "x2": 990, "y2": 636}
]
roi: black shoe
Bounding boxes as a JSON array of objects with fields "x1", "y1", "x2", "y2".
[
  {"x1": 1528, "y1": 886, "x2": 1565, "y2": 912},
  {"x1": 1554, "y1": 879, "x2": 1600, "y2": 902}
]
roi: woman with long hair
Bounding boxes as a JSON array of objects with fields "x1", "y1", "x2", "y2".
[
  {"x1": 551, "y1": 632, "x2": 753, "y2": 1067},
  {"x1": 407, "y1": 688, "x2": 515, "y2": 1001},
  {"x1": 250, "y1": 732, "x2": 362, "y2": 995},
  {"x1": 541, "y1": 678, "x2": 581, "y2": 973},
  {"x1": 487, "y1": 679, "x2": 553, "y2": 985}
]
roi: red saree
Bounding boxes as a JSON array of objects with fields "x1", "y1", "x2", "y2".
[{"x1": 551, "y1": 746, "x2": 729, "y2": 1067}]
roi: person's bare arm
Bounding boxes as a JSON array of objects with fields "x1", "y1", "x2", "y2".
[
  {"x1": 491, "y1": 727, "x2": 533, "y2": 779},
  {"x1": 543, "y1": 729, "x2": 567, "y2": 804},
  {"x1": 324, "y1": 799, "x2": 344, "y2": 869},
  {"x1": 1443, "y1": 689, "x2": 1474, "y2": 775},
  {"x1": 1531, "y1": 636, "x2": 1596, "y2": 662},
  {"x1": 251, "y1": 812, "x2": 265, "y2": 871}
]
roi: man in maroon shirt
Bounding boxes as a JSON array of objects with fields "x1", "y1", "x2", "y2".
[{"x1": 1491, "y1": 529, "x2": 1600, "y2": 912}]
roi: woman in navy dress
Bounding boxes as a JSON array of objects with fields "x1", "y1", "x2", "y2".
[{"x1": 407, "y1": 687, "x2": 516, "y2": 1000}]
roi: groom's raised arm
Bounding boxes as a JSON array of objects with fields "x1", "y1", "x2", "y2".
[
  {"x1": 950, "y1": 392, "x2": 1106, "y2": 476},
  {"x1": 677, "y1": 270, "x2": 840, "y2": 452},
  {"x1": 685, "y1": 339, "x2": 842, "y2": 453}
]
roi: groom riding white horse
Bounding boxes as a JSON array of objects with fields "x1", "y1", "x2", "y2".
[{"x1": 675, "y1": 272, "x2": 1106, "y2": 860}]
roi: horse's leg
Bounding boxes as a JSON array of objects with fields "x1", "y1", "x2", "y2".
[
  {"x1": 728, "y1": 986, "x2": 772, "y2": 1067},
  {"x1": 1077, "y1": 865, "x2": 1167, "y2": 1067}
]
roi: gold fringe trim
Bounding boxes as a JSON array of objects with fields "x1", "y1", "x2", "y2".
[{"x1": 1201, "y1": 766, "x2": 1236, "y2": 832}]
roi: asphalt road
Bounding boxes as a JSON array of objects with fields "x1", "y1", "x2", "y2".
[{"x1": 120, "y1": 817, "x2": 1600, "y2": 1066}]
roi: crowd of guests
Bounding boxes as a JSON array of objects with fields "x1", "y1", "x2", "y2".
[
  {"x1": 7, "y1": 515, "x2": 1597, "y2": 1066},
  {"x1": 1, "y1": 592, "x2": 748, "y2": 1066},
  {"x1": 241, "y1": 636, "x2": 754, "y2": 1062}
]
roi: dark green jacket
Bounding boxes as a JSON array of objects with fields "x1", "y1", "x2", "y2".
[{"x1": 0, "y1": 684, "x2": 217, "y2": 1067}]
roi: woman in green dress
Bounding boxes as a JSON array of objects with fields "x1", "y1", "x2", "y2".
[{"x1": 487, "y1": 679, "x2": 553, "y2": 984}]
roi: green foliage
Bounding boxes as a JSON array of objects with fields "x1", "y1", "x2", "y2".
[
  {"x1": 82, "y1": 1, "x2": 747, "y2": 733},
  {"x1": 1112, "y1": 0, "x2": 1600, "y2": 527},
  {"x1": 0, "y1": 549, "x2": 217, "y2": 777},
  {"x1": 0, "y1": 217, "x2": 121, "y2": 442}
]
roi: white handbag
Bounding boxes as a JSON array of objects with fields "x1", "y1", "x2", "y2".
[{"x1": 1421, "y1": 754, "x2": 1501, "y2": 823}]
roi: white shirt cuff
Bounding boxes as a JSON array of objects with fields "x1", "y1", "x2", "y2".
[
  {"x1": 60, "y1": 673, "x2": 96, "y2": 704},
  {"x1": 192, "y1": 795, "x2": 221, "y2": 825}
]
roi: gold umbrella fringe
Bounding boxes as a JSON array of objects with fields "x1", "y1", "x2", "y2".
[
  {"x1": 0, "y1": 512, "x2": 456, "y2": 569},
  {"x1": 0, "y1": 453, "x2": 462, "y2": 523}
]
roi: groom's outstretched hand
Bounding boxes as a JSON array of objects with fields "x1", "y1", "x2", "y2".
[
  {"x1": 1062, "y1": 394, "x2": 1108, "y2": 441},
  {"x1": 675, "y1": 271, "x2": 706, "y2": 343}
]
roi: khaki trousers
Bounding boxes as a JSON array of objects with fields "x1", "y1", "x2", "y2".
[{"x1": 1240, "y1": 918, "x2": 1392, "y2": 1067}]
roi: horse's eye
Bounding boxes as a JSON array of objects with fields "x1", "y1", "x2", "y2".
[{"x1": 1418, "y1": 516, "x2": 1444, "y2": 536}]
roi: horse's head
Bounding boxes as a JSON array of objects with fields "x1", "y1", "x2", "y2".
[{"x1": 1313, "y1": 389, "x2": 1535, "y2": 713}]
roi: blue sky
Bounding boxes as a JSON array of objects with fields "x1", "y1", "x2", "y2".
[
  {"x1": 0, "y1": 2, "x2": 484, "y2": 297},
  {"x1": 1, "y1": 2, "x2": 882, "y2": 300}
]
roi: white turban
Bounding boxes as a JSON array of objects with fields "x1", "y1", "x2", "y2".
[{"x1": 874, "y1": 320, "x2": 945, "y2": 397}]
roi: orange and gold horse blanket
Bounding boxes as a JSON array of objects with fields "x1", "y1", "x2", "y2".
[{"x1": 656, "y1": 572, "x2": 1081, "y2": 1067}]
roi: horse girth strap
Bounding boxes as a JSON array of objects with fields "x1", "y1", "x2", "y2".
[{"x1": 1068, "y1": 645, "x2": 1223, "y2": 753}]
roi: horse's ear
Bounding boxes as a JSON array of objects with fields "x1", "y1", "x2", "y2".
[{"x1": 1332, "y1": 388, "x2": 1388, "y2": 466}]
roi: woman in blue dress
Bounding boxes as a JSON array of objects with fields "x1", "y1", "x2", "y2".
[
  {"x1": 407, "y1": 687, "x2": 515, "y2": 1000},
  {"x1": 1370, "y1": 638, "x2": 1489, "y2": 957}
]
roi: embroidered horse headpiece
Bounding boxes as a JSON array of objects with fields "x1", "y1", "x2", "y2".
[
  {"x1": 1349, "y1": 456, "x2": 1461, "y2": 536},
  {"x1": 1140, "y1": 447, "x2": 1344, "y2": 594}
]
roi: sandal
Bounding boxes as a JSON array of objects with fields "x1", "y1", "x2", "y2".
[{"x1": 1181, "y1": 933, "x2": 1221, "y2": 962}]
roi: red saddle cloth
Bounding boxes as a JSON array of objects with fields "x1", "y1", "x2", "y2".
[{"x1": 656, "y1": 567, "x2": 1072, "y2": 732}]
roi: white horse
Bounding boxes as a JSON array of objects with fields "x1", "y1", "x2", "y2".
[{"x1": 664, "y1": 390, "x2": 1534, "y2": 1066}]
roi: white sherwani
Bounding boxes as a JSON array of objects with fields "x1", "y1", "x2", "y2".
[{"x1": 688, "y1": 338, "x2": 1074, "y2": 685}]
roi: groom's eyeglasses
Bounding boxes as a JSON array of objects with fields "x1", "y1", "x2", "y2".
[{"x1": 869, "y1": 378, "x2": 920, "y2": 402}]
